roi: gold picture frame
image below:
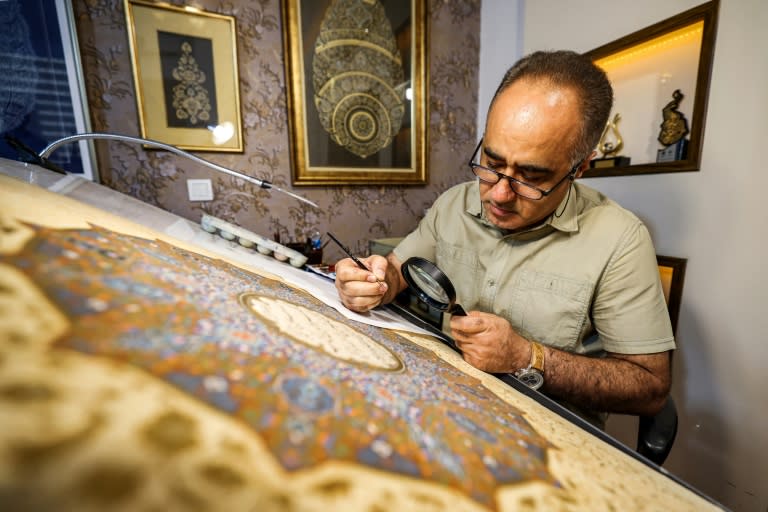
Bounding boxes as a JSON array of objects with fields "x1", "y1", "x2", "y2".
[
  {"x1": 583, "y1": 0, "x2": 719, "y2": 177},
  {"x1": 281, "y1": 0, "x2": 428, "y2": 185},
  {"x1": 124, "y1": 0, "x2": 243, "y2": 152}
]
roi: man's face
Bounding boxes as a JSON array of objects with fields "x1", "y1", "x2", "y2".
[{"x1": 479, "y1": 79, "x2": 585, "y2": 231}]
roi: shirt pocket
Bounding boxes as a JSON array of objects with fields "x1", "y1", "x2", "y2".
[
  {"x1": 503, "y1": 269, "x2": 592, "y2": 350},
  {"x1": 436, "y1": 240, "x2": 478, "y2": 269},
  {"x1": 435, "y1": 240, "x2": 481, "y2": 302}
]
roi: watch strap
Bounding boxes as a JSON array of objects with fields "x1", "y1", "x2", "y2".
[
  {"x1": 529, "y1": 341, "x2": 545, "y2": 373},
  {"x1": 513, "y1": 341, "x2": 545, "y2": 390}
]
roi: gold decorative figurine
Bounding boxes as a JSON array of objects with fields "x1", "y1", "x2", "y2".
[
  {"x1": 599, "y1": 113, "x2": 624, "y2": 158},
  {"x1": 590, "y1": 112, "x2": 631, "y2": 169},
  {"x1": 657, "y1": 89, "x2": 690, "y2": 162}
]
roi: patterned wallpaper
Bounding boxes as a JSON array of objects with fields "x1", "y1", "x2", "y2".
[{"x1": 72, "y1": 0, "x2": 480, "y2": 262}]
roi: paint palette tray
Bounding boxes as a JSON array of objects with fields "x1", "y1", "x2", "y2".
[{"x1": 200, "y1": 214, "x2": 308, "y2": 268}]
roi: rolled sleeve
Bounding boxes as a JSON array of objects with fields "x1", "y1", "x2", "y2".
[{"x1": 592, "y1": 222, "x2": 675, "y2": 354}]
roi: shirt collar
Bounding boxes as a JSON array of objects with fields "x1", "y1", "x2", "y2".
[{"x1": 464, "y1": 180, "x2": 580, "y2": 239}]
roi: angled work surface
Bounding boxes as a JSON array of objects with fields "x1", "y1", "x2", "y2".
[{"x1": 0, "y1": 166, "x2": 724, "y2": 511}]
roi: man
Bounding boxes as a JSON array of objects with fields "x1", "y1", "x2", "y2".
[{"x1": 334, "y1": 50, "x2": 674, "y2": 428}]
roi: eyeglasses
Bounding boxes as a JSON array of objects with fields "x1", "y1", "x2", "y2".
[{"x1": 467, "y1": 138, "x2": 579, "y2": 200}]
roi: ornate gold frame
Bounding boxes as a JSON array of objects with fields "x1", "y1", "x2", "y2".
[
  {"x1": 281, "y1": 0, "x2": 428, "y2": 185},
  {"x1": 124, "y1": 0, "x2": 243, "y2": 152},
  {"x1": 583, "y1": 0, "x2": 719, "y2": 177}
]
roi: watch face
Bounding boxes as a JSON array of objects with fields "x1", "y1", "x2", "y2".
[{"x1": 516, "y1": 369, "x2": 544, "y2": 390}]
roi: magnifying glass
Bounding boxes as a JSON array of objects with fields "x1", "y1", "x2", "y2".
[{"x1": 401, "y1": 257, "x2": 466, "y2": 316}]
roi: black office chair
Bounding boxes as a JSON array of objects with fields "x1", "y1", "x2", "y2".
[
  {"x1": 635, "y1": 256, "x2": 686, "y2": 466},
  {"x1": 637, "y1": 396, "x2": 678, "y2": 466}
]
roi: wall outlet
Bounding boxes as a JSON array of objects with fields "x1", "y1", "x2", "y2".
[{"x1": 187, "y1": 179, "x2": 214, "y2": 201}]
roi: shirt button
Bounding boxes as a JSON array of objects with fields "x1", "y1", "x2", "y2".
[{"x1": 488, "y1": 280, "x2": 495, "y2": 287}]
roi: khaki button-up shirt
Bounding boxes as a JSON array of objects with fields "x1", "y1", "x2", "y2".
[
  {"x1": 394, "y1": 181, "x2": 674, "y2": 359},
  {"x1": 394, "y1": 181, "x2": 675, "y2": 427}
]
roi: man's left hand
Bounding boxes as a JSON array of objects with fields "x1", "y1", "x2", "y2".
[{"x1": 450, "y1": 311, "x2": 530, "y2": 373}]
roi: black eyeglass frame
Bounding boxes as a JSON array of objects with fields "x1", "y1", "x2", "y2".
[{"x1": 467, "y1": 138, "x2": 581, "y2": 200}]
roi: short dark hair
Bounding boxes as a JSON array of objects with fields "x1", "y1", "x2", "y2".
[{"x1": 490, "y1": 50, "x2": 613, "y2": 166}]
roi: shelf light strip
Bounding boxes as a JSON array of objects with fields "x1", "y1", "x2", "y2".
[{"x1": 595, "y1": 21, "x2": 704, "y2": 69}]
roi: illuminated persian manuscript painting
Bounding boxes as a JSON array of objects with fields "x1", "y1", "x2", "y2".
[{"x1": 0, "y1": 176, "x2": 718, "y2": 511}]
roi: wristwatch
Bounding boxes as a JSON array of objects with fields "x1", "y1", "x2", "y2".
[{"x1": 513, "y1": 341, "x2": 545, "y2": 390}]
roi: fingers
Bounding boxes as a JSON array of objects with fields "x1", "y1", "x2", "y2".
[
  {"x1": 335, "y1": 259, "x2": 388, "y2": 290},
  {"x1": 450, "y1": 314, "x2": 483, "y2": 354},
  {"x1": 449, "y1": 311, "x2": 486, "y2": 336},
  {"x1": 455, "y1": 338, "x2": 508, "y2": 373},
  {"x1": 335, "y1": 257, "x2": 388, "y2": 312},
  {"x1": 339, "y1": 293, "x2": 384, "y2": 313},
  {"x1": 449, "y1": 312, "x2": 520, "y2": 373},
  {"x1": 336, "y1": 281, "x2": 385, "y2": 312},
  {"x1": 335, "y1": 256, "x2": 384, "y2": 282},
  {"x1": 367, "y1": 255, "x2": 388, "y2": 282}
]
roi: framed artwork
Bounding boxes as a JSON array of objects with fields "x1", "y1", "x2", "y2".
[
  {"x1": 124, "y1": 0, "x2": 243, "y2": 152},
  {"x1": 281, "y1": 0, "x2": 428, "y2": 185},
  {"x1": 657, "y1": 255, "x2": 687, "y2": 334},
  {"x1": 0, "y1": 0, "x2": 97, "y2": 180},
  {"x1": 583, "y1": 0, "x2": 719, "y2": 177}
]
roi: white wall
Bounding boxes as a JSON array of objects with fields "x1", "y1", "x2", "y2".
[
  {"x1": 477, "y1": 0, "x2": 523, "y2": 132},
  {"x1": 479, "y1": 1, "x2": 768, "y2": 510}
]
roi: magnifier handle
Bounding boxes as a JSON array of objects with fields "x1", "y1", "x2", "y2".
[{"x1": 448, "y1": 304, "x2": 466, "y2": 316}]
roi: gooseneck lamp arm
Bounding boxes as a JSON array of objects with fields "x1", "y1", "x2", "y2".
[{"x1": 38, "y1": 132, "x2": 319, "y2": 209}]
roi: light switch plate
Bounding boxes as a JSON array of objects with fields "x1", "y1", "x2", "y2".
[{"x1": 187, "y1": 179, "x2": 213, "y2": 201}]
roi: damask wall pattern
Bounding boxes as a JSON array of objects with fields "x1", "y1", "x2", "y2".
[{"x1": 72, "y1": 0, "x2": 481, "y2": 261}]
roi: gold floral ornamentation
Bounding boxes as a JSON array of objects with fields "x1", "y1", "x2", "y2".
[{"x1": 171, "y1": 42, "x2": 212, "y2": 125}]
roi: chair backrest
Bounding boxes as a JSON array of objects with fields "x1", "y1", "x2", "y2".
[
  {"x1": 635, "y1": 255, "x2": 687, "y2": 466},
  {"x1": 656, "y1": 255, "x2": 687, "y2": 335},
  {"x1": 637, "y1": 396, "x2": 678, "y2": 465}
]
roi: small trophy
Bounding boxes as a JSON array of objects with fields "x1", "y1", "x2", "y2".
[
  {"x1": 590, "y1": 113, "x2": 631, "y2": 169},
  {"x1": 656, "y1": 89, "x2": 690, "y2": 162}
]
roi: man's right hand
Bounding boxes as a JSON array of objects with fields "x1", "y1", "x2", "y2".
[{"x1": 334, "y1": 254, "x2": 389, "y2": 313}]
